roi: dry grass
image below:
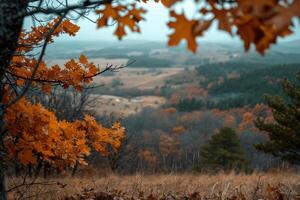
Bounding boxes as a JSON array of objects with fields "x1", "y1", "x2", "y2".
[{"x1": 6, "y1": 172, "x2": 300, "y2": 199}]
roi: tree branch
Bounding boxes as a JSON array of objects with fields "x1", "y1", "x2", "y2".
[
  {"x1": 5, "y1": 60, "x2": 134, "y2": 85},
  {"x1": 25, "y1": 0, "x2": 112, "y2": 16},
  {"x1": 5, "y1": 14, "x2": 66, "y2": 108}
]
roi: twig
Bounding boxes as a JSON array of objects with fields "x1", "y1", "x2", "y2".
[
  {"x1": 6, "y1": 180, "x2": 58, "y2": 193},
  {"x1": 24, "y1": 0, "x2": 112, "y2": 16},
  {"x1": 5, "y1": 13, "x2": 66, "y2": 108}
]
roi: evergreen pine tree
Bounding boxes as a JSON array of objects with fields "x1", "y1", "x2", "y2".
[
  {"x1": 255, "y1": 71, "x2": 300, "y2": 164},
  {"x1": 197, "y1": 127, "x2": 249, "y2": 172}
]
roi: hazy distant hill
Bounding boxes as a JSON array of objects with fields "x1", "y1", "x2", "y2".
[
  {"x1": 45, "y1": 39, "x2": 300, "y2": 67},
  {"x1": 233, "y1": 51, "x2": 300, "y2": 65},
  {"x1": 211, "y1": 64, "x2": 299, "y2": 94},
  {"x1": 270, "y1": 39, "x2": 300, "y2": 54},
  {"x1": 45, "y1": 40, "x2": 113, "y2": 59},
  {"x1": 195, "y1": 62, "x2": 300, "y2": 109}
]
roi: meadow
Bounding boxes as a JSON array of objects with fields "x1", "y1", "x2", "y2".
[{"x1": 6, "y1": 172, "x2": 300, "y2": 199}]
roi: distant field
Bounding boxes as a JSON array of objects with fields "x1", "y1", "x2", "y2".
[
  {"x1": 47, "y1": 58, "x2": 184, "y2": 117},
  {"x1": 47, "y1": 58, "x2": 184, "y2": 90},
  {"x1": 93, "y1": 67, "x2": 184, "y2": 90},
  {"x1": 89, "y1": 67, "x2": 183, "y2": 116},
  {"x1": 86, "y1": 94, "x2": 166, "y2": 117},
  {"x1": 7, "y1": 172, "x2": 300, "y2": 199}
]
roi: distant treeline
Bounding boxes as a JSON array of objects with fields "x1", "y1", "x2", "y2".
[{"x1": 184, "y1": 62, "x2": 300, "y2": 110}]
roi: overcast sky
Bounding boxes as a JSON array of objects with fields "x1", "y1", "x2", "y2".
[{"x1": 24, "y1": 1, "x2": 300, "y2": 44}]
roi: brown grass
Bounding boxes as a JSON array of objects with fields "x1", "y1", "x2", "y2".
[
  {"x1": 93, "y1": 67, "x2": 184, "y2": 90},
  {"x1": 6, "y1": 172, "x2": 300, "y2": 199}
]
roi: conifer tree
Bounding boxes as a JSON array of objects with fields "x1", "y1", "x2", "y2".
[
  {"x1": 255, "y1": 71, "x2": 300, "y2": 164},
  {"x1": 198, "y1": 127, "x2": 249, "y2": 172}
]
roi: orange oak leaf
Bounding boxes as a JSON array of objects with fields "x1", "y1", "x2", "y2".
[
  {"x1": 168, "y1": 11, "x2": 211, "y2": 53},
  {"x1": 96, "y1": 4, "x2": 146, "y2": 40}
]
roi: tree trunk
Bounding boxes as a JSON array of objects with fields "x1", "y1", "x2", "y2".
[
  {"x1": 72, "y1": 162, "x2": 79, "y2": 177},
  {"x1": 0, "y1": 1, "x2": 27, "y2": 199},
  {"x1": 34, "y1": 160, "x2": 43, "y2": 178},
  {"x1": 0, "y1": 162, "x2": 6, "y2": 200}
]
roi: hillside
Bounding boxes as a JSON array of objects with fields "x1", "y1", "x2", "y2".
[
  {"x1": 170, "y1": 62, "x2": 300, "y2": 110},
  {"x1": 45, "y1": 40, "x2": 300, "y2": 71},
  {"x1": 210, "y1": 64, "x2": 299, "y2": 95}
]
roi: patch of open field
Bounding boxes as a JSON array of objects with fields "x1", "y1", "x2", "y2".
[
  {"x1": 86, "y1": 95, "x2": 167, "y2": 117},
  {"x1": 93, "y1": 67, "x2": 184, "y2": 90},
  {"x1": 47, "y1": 58, "x2": 184, "y2": 90},
  {"x1": 7, "y1": 172, "x2": 300, "y2": 199}
]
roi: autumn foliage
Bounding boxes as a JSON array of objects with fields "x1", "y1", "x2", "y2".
[
  {"x1": 164, "y1": 0, "x2": 300, "y2": 54},
  {"x1": 3, "y1": 18, "x2": 125, "y2": 169},
  {"x1": 5, "y1": 99, "x2": 124, "y2": 167},
  {"x1": 96, "y1": 4, "x2": 146, "y2": 39},
  {"x1": 11, "y1": 19, "x2": 97, "y2": 92},
  {"x1": 1, "y1": 1, "x2": 300, "y2": 198}
]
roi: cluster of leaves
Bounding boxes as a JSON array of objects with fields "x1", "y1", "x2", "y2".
[
  {"x1": 78, "y1": 0, "x2": 300, "y2": 54},
  {"x1": 96, "y1": 3, "x2": 146, "y2": 39},
  {"x1": 5, "y1": 99, "x2": 124, "y2": 167},
  {"x1": 10, "y1": 18, "x2": 99, "y2": 93},
  {"x1": 10, "y1": 54, "x2": 98, "y2": 93},
  {"x1": 164, "y1": 0, "x2": 300, "y2": 53},
  {"x1": 3, "y1": 18, "x2": 125, "y2": 169}
]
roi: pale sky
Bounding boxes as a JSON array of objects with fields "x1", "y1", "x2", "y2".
[
  {"x1": 68, "y1": 1, "x2": 300, "y2": 43},
  {"x1": 60, "y1": 1, "x2": 238, "y2": 42},
  {"x1": 25, "y1": 1, "x2": 300, "y2": 43}
]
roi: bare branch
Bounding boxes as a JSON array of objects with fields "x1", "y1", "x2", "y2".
[
  {"x1": 25, "y1": 0, "x2": 112, "y2": 16},
  {"x1": 6, "y1": 180, "x2": 58, "y2": 193}
]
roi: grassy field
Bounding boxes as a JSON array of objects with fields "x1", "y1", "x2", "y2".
[
  {"x1": 93, "y1": 67, "x2": 184, "y2": 90},
  {"x1": 6, "y1": 172, "x2": 300, "y2": 199},
  {"x1": 86, "y1": 95, "x2": 166, "y2": 117}
]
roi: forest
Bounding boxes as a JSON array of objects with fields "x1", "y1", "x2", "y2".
[{"x1": 1, "y1": 0, "x2": 300, "y2": 199}]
